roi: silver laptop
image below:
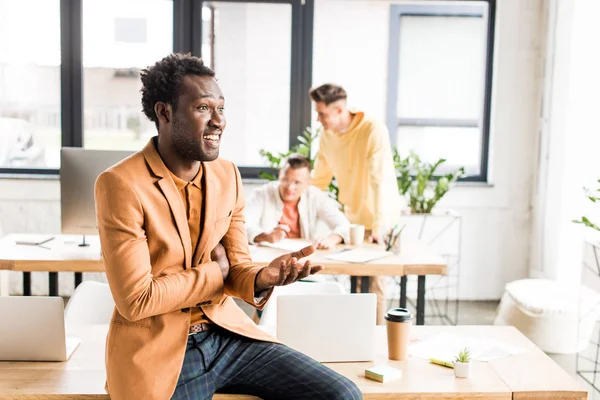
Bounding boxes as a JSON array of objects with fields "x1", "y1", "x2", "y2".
[
  {"x1": 277, "y1": 293, "x2": 376, "y2": 362},
  {"x1": 0, "y1": 296, "x2": 81, "y2": 361}
]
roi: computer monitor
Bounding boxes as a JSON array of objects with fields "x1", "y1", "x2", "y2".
[{"x1": 60, "y1": 148, "x2": 133, "y2": 245}]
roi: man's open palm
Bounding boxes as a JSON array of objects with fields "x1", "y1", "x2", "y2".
[{"x1": 255, "y1": 245, "x2": 324, "y2": 291}]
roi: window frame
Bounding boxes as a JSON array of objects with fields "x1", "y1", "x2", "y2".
[
  {"x1": 0, "y1": 0, "x2": 314, "y2": 179},
  {"x1": 386, "y1": 1, "x2": 496, "y2": 182}
]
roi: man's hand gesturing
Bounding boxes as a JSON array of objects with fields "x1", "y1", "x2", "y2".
[{"x1": 255, "y1": 245, "x2": 324, "y2": 291}]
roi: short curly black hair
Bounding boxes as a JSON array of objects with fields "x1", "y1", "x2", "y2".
[{"x1": 140, "y1": 53, "x2": 215, "y2": 128}]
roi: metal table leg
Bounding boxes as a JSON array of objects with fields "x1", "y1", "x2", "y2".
[
  {"x1": 350, "y1": 276, "x2": 372, "y2": 294},
  {"x1": 23, "y1": 272, "x2": 31, "y2": 296},
  {"x1": 360, "y1": 276, "x2": 370, "y2": 293},
  {"x1": 416, "y1": 275, "x2": 426, "y2": 325},
  {"x1": 399, "y1": 276, "x2": 407, "y2": 308},
  {"x1": 75, "y1": 272, "x2": 83, "y2": 288},
  {"x1": 49, "y1": 272, "x2": 59, "y2": 297}
]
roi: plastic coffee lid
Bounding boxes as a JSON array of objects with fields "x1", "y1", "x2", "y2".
[{"x1": 385, "y1": 308, "x2": 412, "y2": 322}]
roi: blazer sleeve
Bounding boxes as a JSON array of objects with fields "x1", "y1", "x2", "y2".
[
  {"x1": 244, "y1": 185, "x2": 267, "y2": 244},
  {"x1": 221, "y1": 163, "x2": 273, "y2": 309},
  {"x1": 315, "y1": 189, "x2": 350, "y2": 244},
  {"x1": 95, "y1": 170, "x2": 224, "y2": 322}
]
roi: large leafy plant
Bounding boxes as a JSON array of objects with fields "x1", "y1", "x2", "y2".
[
  {"x1": 573, "y1": 179, "x2": 600, "y2": 232},
  {"x1": 394, "y1": 149, "x2": 465, "y2": 214},
  {"x1": 259, "y1": 127, "x2": 339, "y2": 202}
]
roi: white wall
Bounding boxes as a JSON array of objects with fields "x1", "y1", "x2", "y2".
[
  {"x1": 529, "y1": 0, "x2": 600, "y2": 284},
  {"x1": 0, "y1": 0, "x2": 546, "y2": 300}
]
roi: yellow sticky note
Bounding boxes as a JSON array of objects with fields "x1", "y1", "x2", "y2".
[{"x1": 365, "y1": 365, "x2": 402, "y2": 383}]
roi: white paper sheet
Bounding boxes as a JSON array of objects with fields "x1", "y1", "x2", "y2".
[
  {"x1": 325, "y1": 248, "x2": 391, "y2": 263},
  {"x1": 14, "y1": 235, "x2": 55, "y2": 246},
  {"x1": 409, "y1": 333, "x2": 526, "y2": 362},
  {"x1": 259, "y1": 239, "x2": 314, "y2": 252}
]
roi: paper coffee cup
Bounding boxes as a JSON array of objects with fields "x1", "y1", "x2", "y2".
[
  {"x1": 385, "y1": 308, "x2": 412, "y2": 361},
  {"x1": 349, "y1": 224, "x2": 365, "y2": 246}
]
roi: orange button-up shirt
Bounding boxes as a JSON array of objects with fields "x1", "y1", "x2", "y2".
[
  {"x1": 168, "y1": 166, "x2": 210, "y2": 326},
  {"x1": 279, "y1": 200, "x2": 301, "y2": 238}
]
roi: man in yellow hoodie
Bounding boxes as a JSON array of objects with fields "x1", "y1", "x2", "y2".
[{"x1": 309, "y1": 83, "x2": 401, "y2": 325}]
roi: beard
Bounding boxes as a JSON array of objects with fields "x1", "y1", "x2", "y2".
[{"x1": 171, "y1": 115, "x2": 219, "y2": 162}]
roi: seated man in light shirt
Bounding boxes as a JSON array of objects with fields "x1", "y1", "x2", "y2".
[{"x1": 246, "y1": 154, "x2": 350, "y2": 249}]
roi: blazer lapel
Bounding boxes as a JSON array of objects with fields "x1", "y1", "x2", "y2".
[
  {"x1": 194, "y1": 161, "x2": 216, "y2": 263},
  {"x1": 142, "y1": 138, "x2": 193, "y2": 269}
]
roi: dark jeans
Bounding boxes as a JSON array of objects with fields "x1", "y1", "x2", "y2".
[{"x1": 171, "y1": 326, "x2": 362, "y2": 400}]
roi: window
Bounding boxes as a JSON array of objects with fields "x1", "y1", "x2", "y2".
[
  {"x1": 0, "y1": 0, "x2": 61, "y2": 172},
  {"x1": 114, "y1": 18, "x2": 147, "y2": 43},
  {"x1": 197, "y1": 0, "x2": 312, "y2": 173},
  {"x1": 198, "y1": 1, "x2": 292, "y2": 166},
  {"x1": 387, "y1": 2, "x2": 495, "y2": 181},
  {"x1": 82, "y1": 0, "x2": 173, "y2": 151},
  {"x1": 1, "y1": 0, "x2": 314, "y2": 177}
]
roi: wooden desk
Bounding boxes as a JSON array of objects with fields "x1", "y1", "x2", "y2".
[
  {"x1": 252, "y1": 240, "x2": 446, "y2": 325},
  {"x1": 0, "y1": 325, "x2": 585, "y2": 399},
  {"x1": 0, "y1": 234, "x2": 446, "y2": 325},
  {"x1": 0, "y1": 234, "x2": 103, "y2": 297}
]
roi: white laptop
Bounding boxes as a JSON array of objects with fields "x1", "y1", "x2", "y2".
[
  {"x1": 277, "y1": 293, "x2": 376, "y2": 362},
  {"x1": 0, "y1": 296, "x2": 81, "y2": 361}
]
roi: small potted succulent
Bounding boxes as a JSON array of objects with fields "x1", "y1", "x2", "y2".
[{"x1": 454, "y1": 347, "x2": 471, "y2": 378}]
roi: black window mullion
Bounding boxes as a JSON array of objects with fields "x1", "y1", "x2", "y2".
[
  {"x1": 60, "y1": 0, "x2": 83, "y2": 148},
  {"x1": 300, "y1": 0, "x2": 314, "y2": 149},
  {"x1": 191, "y1": 0, "x2": 203, "y2": 58},
  {"x1": 289, "y1": 0, "x2": 303, "y2": 150},
  {"x1": 174, "y1": 0, "x2": 194, "y2": 53},
  {"x1": 479, "y1": 0, "x2": 496, "y2": 183}
]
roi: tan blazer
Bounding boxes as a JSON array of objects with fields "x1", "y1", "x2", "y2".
[{"x1": 94, "y1": 138, "x2": 276, "y2": 400}]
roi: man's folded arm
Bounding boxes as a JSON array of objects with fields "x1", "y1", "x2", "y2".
[{"x1": 95, "y1": 170, "x2": 224, "y2": 322}]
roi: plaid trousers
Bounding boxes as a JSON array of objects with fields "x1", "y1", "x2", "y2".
[{"x1": 171, "y1": 326, "x2": 362, "y2": 400}]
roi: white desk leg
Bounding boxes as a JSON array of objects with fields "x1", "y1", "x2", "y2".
[{"x1": 0, "y1": 270, "x2": 9, "y2": 296}]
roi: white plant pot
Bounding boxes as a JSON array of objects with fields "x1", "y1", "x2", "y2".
[{"x1": 454, "y1": 362, "x2": 471, "y2": 378}]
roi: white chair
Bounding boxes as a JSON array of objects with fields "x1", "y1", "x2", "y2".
[
  {"x1": 494, "y1": 279, "x2": 600, "y2": 354},
  {"x1": 64, "y1": 281, "x2": 114, "y2": 327},
  {"x1": 258, "y1": 281, "x2": 346, "y2": 329}
]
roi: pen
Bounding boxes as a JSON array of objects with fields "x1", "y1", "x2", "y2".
[{"x1": 429, "y1": 358, "x2": 454, "y2": 368}]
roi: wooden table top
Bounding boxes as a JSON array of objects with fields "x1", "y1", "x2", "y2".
[
  {"x1": 0, "y1": 234, "x2": 104, "y2": 272},
  {"x1": 0, "y1": 234, "x2": 447, "y2": 276},
  {"x1": 250, "y1": 239, "x2": 446, "y2": 276},
  {"x1": 0, "y1": 325, "x2": 585, "y2": 400}
]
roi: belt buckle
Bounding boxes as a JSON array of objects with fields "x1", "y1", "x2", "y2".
[{"x1": 188, "y1": 322, "x2": 209, "y2": 335}]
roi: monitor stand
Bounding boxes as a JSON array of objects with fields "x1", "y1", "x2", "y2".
[{"x1": 78, "y1": 235, "x2": 90, "y2": 247}]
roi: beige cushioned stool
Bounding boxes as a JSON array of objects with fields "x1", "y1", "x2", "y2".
[{"x1": 494, "y1": 279, "x2": 600, "y2": 354}]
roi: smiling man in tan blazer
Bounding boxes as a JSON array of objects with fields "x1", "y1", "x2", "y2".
[{"x1": 94, "y1": 54, "x2": 362, "y2": 400}]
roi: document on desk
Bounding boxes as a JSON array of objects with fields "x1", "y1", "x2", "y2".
[
  {"x1": 409, "y1": 333, "x2": 526, "y2": 362},
  {"x1": 325, "y1": 248, "x2": 392, "y2": 263},
  {"x1": 259, "y1": 239, "x2": 314, "y2": 252},
  {"x1": 14, "y1": 235, "x2": 55, "y2": 246}
]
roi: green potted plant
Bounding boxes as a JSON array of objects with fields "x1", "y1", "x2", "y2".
[
  {"x1": 393, "y1": 150, "x2": 465, "y2": 214},
  {"x1": 573, "y1": 178, "x2": 600, "y2": 234},
  {"x1": 454, "y1": 347, "x2": 471, "y2": 378},
  {"x1": 259, "y1": 126, "x2": 339, "y2": 203}
]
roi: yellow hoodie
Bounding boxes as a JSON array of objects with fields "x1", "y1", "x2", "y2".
[{"x1": 311, "y1": 111, "x2": 401, "y2": 235}]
